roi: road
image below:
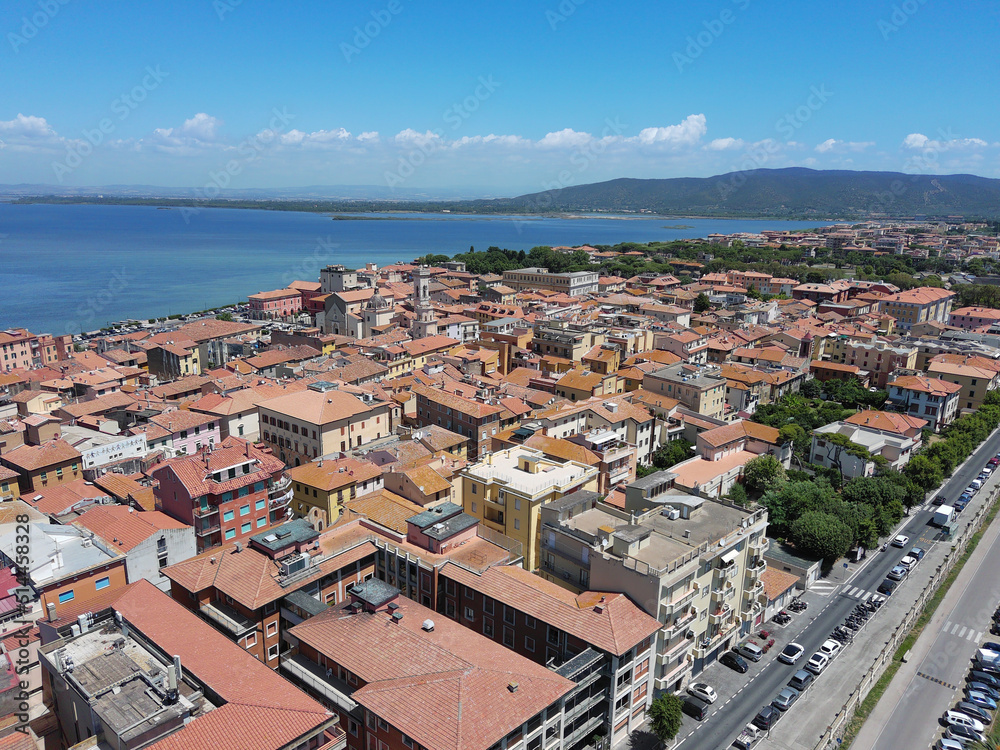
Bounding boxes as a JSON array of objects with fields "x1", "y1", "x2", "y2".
[
  {"x1": 855, "y1": 479, "x2": 1000, "y2": 747},
  {"x1": 677, "y1": 427, "x2": 1000, "y2": 750}
]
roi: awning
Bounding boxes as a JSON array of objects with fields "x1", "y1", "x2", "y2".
[{"x1": 720, "y1": 549, "x2": 739, "y2": 565}]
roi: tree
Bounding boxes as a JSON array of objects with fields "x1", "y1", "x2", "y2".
[
  {"x1": 215, "y1": 312, "x2": 234, "y2": 322},
  {"x1": 742, "y1": 454, "x2": 786, "y2": 495},
  {"x1": 790, "y1": 511, "x2": 854, "y2": 565},
  {"x1": 694, "y1": 293, "x2": 711, "y2": 313},
  {"x1": 903, "y1": 454, "x2": 943, "y2": 495},
  {"x1": 649, "y1": 693, "x2": 684, "y2": 745},
  {"x1": 652, "y1": 439, "x2": 694, "y2": 470},
  {"x1": 726, "y1": 483, "x2": 749, "y2": 507}
]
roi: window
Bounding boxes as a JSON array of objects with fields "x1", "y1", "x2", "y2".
[
  {"x1": 95, "y1": 577, "x2": 110, "y2": 591},
  {"x1": 223, "y1": 510, "x2": 235, "y2": 522},
  {"x1": 59, "y1": 590, "x2": 75, "y2": 603},
  {"x1": 464, "y1": 585, "x2": 473, "y2": 600},
  {"x1": 464, "y1": 606, "x2": 475, "y2": 620},
  {"x1": 257, "y1": 517, "x2": 266, "y2": 528},
  {"x1": 266, "y1": 622, "x2": 277, "y2": 637},
  {"x1": 471, "y1": 483, "x2": 477, "y2": 495},
  {"x1": 240, "y1": 504, "x2": 250, "y2": 516},
  {"x1": 349, "y1": 720, "x2": 359, "y2": 737},
  {"x1": 524, "y1": 615, "x2": 536, "y2": 628},
  {"x1": 245, "y1": 632, "x2": 257, "y2": 648},
  {"x1": 403, "y1": 737, "x2": 414, "y2": 749},
  {"x1": 471, "y1": 502, "x2": 477, "y2": 513},
  {"x1": 483, "y1": 597, "x2": 494, "y2": 615},
  {"x1": 377, "y1": 718, "x2": 388, "y2": 732},
  {"x1": 238, "y1": 486, "x2": 249, "y2": 498},
  {"x1": 514, "y1": 518, "x2": 520, "y2": 530},
  {"x1": 514, "y1": 498, "x2": 521, "y2": 511},
  {"x1": 267, "y1": 644, "x2": 278, "y2": 660},
  {"x1": 503, "y1": 627, "x2": 514, "y2": 648},
  {"x1": 242, "y1": 521, "x2": 251, "y2": 534},
  {"x1": 256, "y1": 498, "x2": 266, "y2": 511},
  {"x1": 222, "y1": 491, "x2": 233, "y2": 502},
  {"x1": 483, "y1": 618, "x2": 494, "y2": 637},
  {"x1": 225, "y1": 528, "x2": 236, "y2": 540},
  {"x1": 524, "y1": 636, "x2": 535, "y2": 652},
  {"x1": 547, "y1": 627, "x2": 560, "y2": 645}
]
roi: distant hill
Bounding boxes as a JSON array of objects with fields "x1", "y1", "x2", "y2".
[{"x1": 476, "y1": 168, "x2": 1000, "y2": 219}]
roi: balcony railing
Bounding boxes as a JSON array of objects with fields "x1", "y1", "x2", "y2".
[
  {"x1": 200, "y1": 601, "x2": 256, "y2": 637},
  {"x1": 661, "y1": 586, "x2": 697, "y2": 617},
  {"x1": 708, "y1": 604, "x2": 732, "y2": 625},
  {"x1": 195, "y1": 523, "x2": 221, "y2": 537},
  {"x1": 743, "y1": 582, "x2": 763, "y2": 601},
  {"x1": 663, "y1": 609, "x2": 697, "y2": 639},
  {"x1": 280, "y1": 653, "x2": 358, "y2": 714},
  {"x1": 269, "y1": 473, "x2": 292, "y2": 498},
  {"x1": 749, "y1": 536, "x2": 769, "y2": 553},
  {"x1": 192, "y1": 504, "x2": 219, "y2": 519}
]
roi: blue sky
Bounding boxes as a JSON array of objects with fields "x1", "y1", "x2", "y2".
[{"x1": 1, "y1": 0, "x2": 997, "y2": 194}]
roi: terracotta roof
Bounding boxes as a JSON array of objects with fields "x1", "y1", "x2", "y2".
[
  {"x1": 444, "y1": 564, "x2": 660, "y2": 656},
  {"x1": 258, "y1": 387, "x2": 386, "y2": 424},
  {"x1": 844, "y1": 410, "x2": 927, "y2": 435},
  {"x1": 66, "y1": 581, "x2": 332, "y2": 750},
  {"x1": 398, "y1": 463, "x2": 453, "y2": 496},
  {"x1": 1, "y1": 439, "x2": 82, "y2": 472},
  {"x1": 148, "y1": 409, "x2": 218, "y2": 434},
  {"x1": 289, "y1": 595, "x2": 574, "y2": 750},
  {"x1": 163, "y1": 522, "x2": 377, "y2": 610},
  {"x1": 23, "y1": 478, "x2": 109, "y2": 516},
  {"x1": 91, "y1": 472, "x2": 157, "y2": 511},
  {"x1": 411, "y1": 384, "x2": 503, "y2": 419},
  {"x1": 884, "y1": 286, "x2": 955, "y2": 305},
  {"x1": 760, "y1": 567, "x2": 800, "y2": 601},
  {"x1": 346, "y1": 490, "x2": 425, "y2": 534},
  {"x1": 73, "y1": 506, "x2": 188, "y2": 551},
  {"x1": 288, "y1": 457, "x2": 382, "y2": 492},
  {"x1": 151, "y1": 437, "x2": 284, "y2": 498},
  {"x1": 523, "y1": 435, "x2": 599, "y2": 465},
  {"x1": 888, "y1": 375, "x2": 962, "y2": 396},
  {"x1": 699, "y1": 420, "x2": 780, "y2": 448}
]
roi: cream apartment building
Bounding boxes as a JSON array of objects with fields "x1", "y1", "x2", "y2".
[{"x1": 641, "y1": 363, "x2": 727, "y2": 420}]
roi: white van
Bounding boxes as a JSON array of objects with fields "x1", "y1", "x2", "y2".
[
  {"x1": 971, "y1": 479, "x2": 983, "y2": 492},
  {"x1": 944, "y1": 709, "x2": 984, "y2": 733}
]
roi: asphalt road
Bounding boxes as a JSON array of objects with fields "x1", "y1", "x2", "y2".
[{"x1": 678, "y1": 427, "x2": 1000, "y2": 750}]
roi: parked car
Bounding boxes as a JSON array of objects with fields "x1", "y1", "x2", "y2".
[
  {"x1": 955, "y1": 701, "x2": 991, "y2": 725},
  {"x1": 687, "y1": 683, "x2": 718, "y2": 704},
  {"x1": 900, "y1": 555, "x2": 918, "y2": 571},
  {"x1": 933, "y1": 494, "x2": 949, "y2": 504},
  {"x1": 752, "y1": 705, "x2": 781, "y2": 731},
  {"x1": 806, "y1": 652, "x2": 830, "y2": 675},
  {"x1": 819, "y1": 640, "x2": 842, "y2": 659},
  {"x1": 888, "y1": 565, "x2": 908, "y2": 581},
  {"x1": 943, "y1": 709, "x2": 984, "y2": 734},
  {"x1": 946, "y1": 723, "x2": 984, "y2": 745},
  {"x1": 965, "y1": 690, "x2": 997, "y2": 711},
  {"x1": 788, "y1": 669, "x2": 814, "y2": 691},
  {"x1": 892, "y1": 534, "x2": 909, "y2": 548},
  {"x1": 935, "y1": 737, "x2": 965, "y2": 750},
  {"x1": 682, "y1": 697, "x2": 710, "y2": 721},
  {"x1": 877, "y1": 579, "x2": 898, "y2": 596},
  {"x1": 967, "y1": 681, "x2": 1000, "y2": 700},
  {"x1": 971, "y1": 479, "x2": 983, "y2": 492},
  {"x1": 737, "y1": 643, "x2": 764, "y2": 662},
  {"x1": 778, "y1": 643, "x2": 805, "y2": 665},
  {"x1": 975, "y1": 660, "x2": 1000, "y2": 675},
  {"x1": 721, "y1": 651, "x2": 749, "y2": 673},
  {"x1": 971, "y1": 668, "x2": 1000, "y2": 684},
  {"x1": 908, "y1": 546, "x2": 925, "y2": 561},
  {"x1": 772, "y1": 687, "x2": 800, "y2": 712},
  {"x1": 981, "y1": 641, "x2": 1000, "y2": 652}
]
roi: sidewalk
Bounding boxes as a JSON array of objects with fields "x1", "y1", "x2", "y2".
[{"x1": 851, "y1": 489, "x2": 1000, "y2": 749}]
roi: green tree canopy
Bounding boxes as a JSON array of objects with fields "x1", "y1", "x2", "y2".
[
  {"x1": 742, "y1": 454, "x2": 787, "y2": 495},
  {"x1": 790, "y1": 511, "x2": 854, "y2": 564},
  {"x1": 694, "y1": 293, "x2": 711, "y2": 312},
  {"x1": 648, "y1": 693, "x2": 684, "y2": 744}
]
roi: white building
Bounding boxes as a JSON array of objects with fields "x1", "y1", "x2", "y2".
[
  {"x1": 810, "y1": 422, "x2": 921, "y2": 478},
  {"x1": 60, "y1": 424, "x2": 148, "y2": 470}
]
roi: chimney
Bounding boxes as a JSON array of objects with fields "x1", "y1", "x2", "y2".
[
  {"x1": 173, "y1": 655, "x2": 183, "y2": 682},
  {"x1": 46, "y1": 603, "x2": 56, "y2": 622}
]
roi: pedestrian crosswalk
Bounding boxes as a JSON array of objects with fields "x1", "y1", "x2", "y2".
[
  {"x1": 841, "y1": 586, "x2": 874, "y2": 601},
  {"x1": 943, "y1": 621, "x2": 982, "y2": 642},
  {"x1": 809, "y1": 580, "x2": 840, "y2": 596}
]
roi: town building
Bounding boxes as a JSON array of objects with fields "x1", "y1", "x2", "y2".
[
  {"x1": 460, "y1": 445, "x2": 599, "y2": 571},
  {"x1": 641, "y1": 363, "x2": 727, "y2": 420},
  {"x1": 880, "y1": 286, "x2": 955, "y2": 331},
  {"x1": 152, "y1": 437, "x2": 291, "y2": 552},
  {"x1": 503, "y1": 268, "x2": 600, "y2": 296},
  {"x1": 288, "y1": 456, "x2": 384, "y2": 527},
  {"x1": 887, "y1": 374, "x2": 962, "y2": 431},
  {"x1": 411, "y1": 383, "x2": 504, "y2": 461},
  {"x1": 0, "y1": 439, "x2": 83, "y2": 494},
  {"x1": 927, "y1": 356, "x2": 1000, "y2": 411}
]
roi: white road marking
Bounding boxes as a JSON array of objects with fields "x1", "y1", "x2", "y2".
[
  {"x1": 944, "y1": 621, "x2": 952, "y2": 631},
  {"x1": 959, "y1": 626, "x2": 968, "y2": 638}
]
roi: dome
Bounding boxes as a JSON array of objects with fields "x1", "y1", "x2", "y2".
[{"x1": 367, "y1": 292, "x2": 390, "y2": 310}]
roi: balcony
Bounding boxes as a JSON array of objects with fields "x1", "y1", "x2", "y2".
[
  {"x1": 716, "y1": 563, "x2": 740, "y2": 580},
  {"x1": 662, "y1": 609, "x2": 697, "y2": 638},
  {"x1": 192, "y1": 504, "x2": 219, "y2": 520},
  {"x1": 200, "y1": 600, "x2": 257, "y2": 637},
  {"x1": 749, "y1": 536, "x2": 769, "y2": 553},
  {"x1": 195, "y1": 522, "x2": 221, "y2": 537},
  {"x1": 280, "y1": 653, "x2": 358, "y2": 714},
  {"x1": 708, "y1": 604, "x2": 732, "y2": 625},
  {"x1": 661, "y1": 586, "x2": 697, "y2": 617},
  {"x1": 269, "y1": 474, "x2": 293, "y2": 508},
  {"x1": 710, "y1": 587, "x2": 729, "y2": 605},
  {"x1": 743, "y1": 582, "x2": 763, "y2": 601},
  {"x1": 747, "y1": 556, "x2": 766, "y2": 575}
]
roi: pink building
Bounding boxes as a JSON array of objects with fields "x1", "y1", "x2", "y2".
[
  {"x1": 948, "y1": 306, "x2": 1000, "y2": 331},
  {"x1": 141, "y1": 410, "x2": 222, "y2": 457},
  {"x1": 248, "y1": 288, "x2": 303, "y2": 320}
]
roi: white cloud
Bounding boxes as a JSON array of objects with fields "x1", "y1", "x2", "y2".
[
  {"x1": 177, "y1": 113, "x2": 221, "y2": 141},
  {"x1": 537, "y1": 128, "x2": 593, "y2": 149},
  {"x1": 356, "y1": 131, "x2": 380, "y2": 143},
  {"x1": 902, "y1": 133, "x2": 989, "y2": 151},
  {"x1": 815, "y1": 138, "x2": 875, "y2": 153},
  {"x1": 393, "y1": 129, "x2": 443, "y2": 148},
  {"x1": 631, "y1": 114, "x2": 707, "y2": 148},
  {"x1": 706, "y1": 137, "x2": 745, "y2": 151},
  {"x1": 0, "y1": 113, "x2": 58, "y2": 140}
]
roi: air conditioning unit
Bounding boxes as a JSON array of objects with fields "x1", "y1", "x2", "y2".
[
  {"x1": 662, "y1": 507, "x2": 681, "y2": 520},
  {"x1": 280, "y1": 554, "x2": 310, "y2": 577}
]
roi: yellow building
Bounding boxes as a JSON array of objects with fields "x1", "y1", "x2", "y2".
[
  {"x1": 927, "y1": 356, "x2": 1000, "y2": 411},
  {"x1": 287, "y1": 456, "x2": 383, "y2": 526},
  {"x1": 460, "y1": 446, "x2": 598, "y2": 571}
]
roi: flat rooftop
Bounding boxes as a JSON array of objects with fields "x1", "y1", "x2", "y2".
[{"x1": 464, "y1": 447, "x2": 595, "y2": 497}]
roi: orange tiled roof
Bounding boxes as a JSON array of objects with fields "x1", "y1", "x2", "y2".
[
  {"x1": 73, "y1": 506, "x2": 188, "y2": 551},
  {"x1": 844, "y1": 410, "x2": 927, "y2": 435},
  {"x1": 1, "y1": 439, "x2": 81, "y2": 472},
  {"x1": 288, "y1": 457, "x2": 382, "y2": 492}
]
